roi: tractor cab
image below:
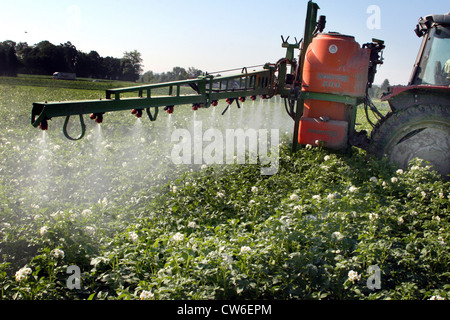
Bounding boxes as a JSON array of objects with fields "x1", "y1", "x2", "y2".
[
  {"x1": 382, "y1": 13, "x2": 450, "y2": 111},
  {"x1": 410, "y1": 13, "x2": 450, "y2": 86}
]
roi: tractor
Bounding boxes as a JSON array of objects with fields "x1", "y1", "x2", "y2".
[
  {"x1": 369, "y1": 13, "x2": 450, "y2": 178},
  {"x1": 31, "y1": 1, "x2": 449, "y2": 178}
]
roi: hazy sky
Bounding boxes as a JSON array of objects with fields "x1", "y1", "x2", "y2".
[{"x1": 1, "y1": 0, "x2": 448, "y2": 84}]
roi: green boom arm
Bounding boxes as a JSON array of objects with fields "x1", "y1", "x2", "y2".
[{"x1": 31, "y1": 67, "x2": 276, "y2": 139}]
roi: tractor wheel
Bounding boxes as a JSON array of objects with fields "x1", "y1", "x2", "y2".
[{"x1": 369, "y1": 104, "x2": 449, "y2": 178}]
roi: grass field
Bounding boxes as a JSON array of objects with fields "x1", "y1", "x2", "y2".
[{"x1": 0, "y1": 75, "x2": 448, "y2": 300}]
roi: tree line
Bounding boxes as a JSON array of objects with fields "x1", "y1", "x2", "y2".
[
  {"x1": 139, "y1": 67, "x2": 203, "y2": 83},
  {"x1": 368, "y1": 79, "x2": 391, "y2": 99},
  {"x1": 0, "y1": 40, "x2": 143, "y2": 81}
]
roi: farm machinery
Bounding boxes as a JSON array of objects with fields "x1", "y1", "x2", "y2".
[{"x1": 31, "y1": 1, "x2": 449, "y2": 178}]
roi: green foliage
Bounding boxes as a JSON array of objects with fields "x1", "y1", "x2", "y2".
[
  {"x1": 0, "y1": 41, "x2": 20, "y2": 77},
  {"x1": 8, "y1": 40, "x2": 143, "y2": 81},
  {"x1": 140, "y1": 67, "x2": 203, "y2": 84},
  {"x1": 0, "y1": 76, "x2": 448, "y2": 300}
]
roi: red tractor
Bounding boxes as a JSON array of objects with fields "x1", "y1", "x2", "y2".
[{"x1": 369, "y1": 13, "x2": 449, "y2": 178}]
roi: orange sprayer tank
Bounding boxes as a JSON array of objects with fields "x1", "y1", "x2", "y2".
[{"x1": 299, "y1": 32, "x2": 371, "y2": 150}]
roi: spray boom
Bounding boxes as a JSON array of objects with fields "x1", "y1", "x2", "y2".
[{"x1": 32, "y1": 68, "x2": 276, "y2": 139}]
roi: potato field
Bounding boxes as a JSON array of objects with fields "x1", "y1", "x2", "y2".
[{"x1": 0, "y1": 75, "x2": 448, "y2": 300}]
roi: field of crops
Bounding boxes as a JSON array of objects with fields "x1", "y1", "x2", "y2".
[{"x1": 0, "y1": 75, "x2": 448, "y2": 300}]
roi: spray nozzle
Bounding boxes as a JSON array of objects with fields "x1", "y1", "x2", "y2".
[
  {"x1": 192, "y1": 104, "x2": 202, "y2": 111},
  {"x1": 164, "y1": 106, "x2": 174, "y2": 114},
  {"x1": 90, "y1": 113, "x2": 104, "y2": 123},
  {"x1": 132, "y1": 109, "x2": 143, "y2": 118},
  {"x1": 39, "y1": 118, "x2": 49, "y2": 130}
]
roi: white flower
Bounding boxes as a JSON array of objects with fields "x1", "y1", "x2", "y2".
[
  {"x1": 50, "y1": 211, "x2": 60, "y2": 218},
  {"x1": 369, "y1": 176, "x2": 378, "y2": 182},
  {"x1": 172, "y1": 186, "x2": 177, "y2": 193},
  {"x1": 85, "y1": 226, "x2": 96, "y2": 235},
  {"x1": 280, "y1": 216, "x2": 292, "y2": 225},
  {"x1": 348, "y1": 270, "x2": 361, "y2": 283},
  {"x1": 249, "y1": 199, "x2": 256, "y2": 205},
  {"x1": 349, "y1": 186, "x2": 359, "y2": 193},
  {"x1": 52, "y1": 249, "x2": 65, "y2": 259},
  {"x1": 290, "y1": 194, "x2": 299, "y2": 201},
  {"x1": 397, "y1": 217, "x2": 404, "y2": 225},
  {"x1": 140, "y1": 290, "x2": 155, "y2": 300},
  {"x1": 251, "y1": 186, "x2": 258, "y2": 193},
  {"x1": 216, "y1": 192, "x2": 225, "y2": 198},
  {"x1": 432, "y1": 216, "x2": 441, "y2": 223},
  {"x1": 324, "y1": 155, "x2": 331, "y2": 161},
  {"x1": 410, "y1": 210, "x2": 418, "y2": 216},
  {"x1": 396, "y1": 169, "x2": 404, "y2": 175},
  {"x1": 129, "y1": 232, "x2": 139, "y2": 242},
  {"x1": 421, "y1": 191, "x2": 427, "y2": 198},
  {"x1": 221, "y1": 253, "x2": 233, "y2": 264},
  {"x1": 40, "y1": 226, "x2": 49, "y2": 236},
  {"x1": 411, "y1": 165, "x2": 420, "y2": 171},
  {"x1": 369, "y1": 212, "x2": 379, "y2": 220},
  {"x1": 305, "y1": 144, "x2": 313, "y2": 150},
  {"x1": 391, "y1": 177, "x2": 398, "y2": 183},
  {"x1": 429, "y1": 295, "x2": 445, "y2": 300},
  {"x1": 99, "y1": 197, "x2": 108, "y2": 206},
  {"x1": 240, "y1": 246, "x2": 252, "y2": 254},
  {"x1": 15, "y1": 267, "x2": 32, "y2": 282},
  {"x1": 2, "y1": 222, "x2": 11, "y2": 228},
  {"x1": 332, "y1": 231, "x2": 344, "y2": 240},
  {"x1": 327, "y1": 193, "x2": 335, "y2": 201},
  {"x1": 312, "y1": 195, "x2": 321, "y2": 201},
  {"x1": 187, "y1": 221, "x2": 197, "y2": 228},
  {"x1": 172, "y1": 232, "x2": 184, "y2": 242},
  {"x1": 81, "y1": 209, "x2": 92, "y2": 216}
]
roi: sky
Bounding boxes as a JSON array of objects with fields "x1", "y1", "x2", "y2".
[{"x1": 0, "y1": 0, "x2": 448, "y2": 85}]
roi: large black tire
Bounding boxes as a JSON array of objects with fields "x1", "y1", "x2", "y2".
[{"x1": 369, "y1": 105, "x2": 449, "y2": 178}]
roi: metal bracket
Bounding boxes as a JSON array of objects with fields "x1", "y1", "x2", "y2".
[
  {"x1": 63, "y1": 115, "x2": 86, "y2": 141},
  {"x1": 146, "y1": 107, "x2": 159, "y2": 121}
]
